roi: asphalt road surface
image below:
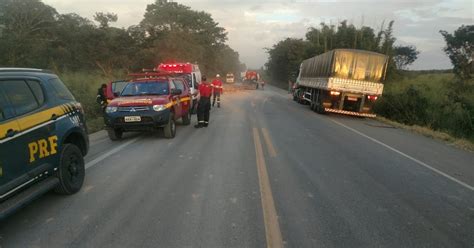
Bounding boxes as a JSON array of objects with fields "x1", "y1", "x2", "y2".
[{"x1": 1, "y1": 85, "x2": 473, "y2": 248}]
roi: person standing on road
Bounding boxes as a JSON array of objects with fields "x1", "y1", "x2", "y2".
[
  {"x1": 211, "y1": 74, "x2": 223, "y2": 108},
  {"x1": 96, "y1": 84, "x2": 107, "y2": 111},
  {"x1": 195, "y1": 75, "x2": 213, "y2": 128}
]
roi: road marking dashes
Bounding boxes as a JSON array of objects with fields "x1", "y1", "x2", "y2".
[{"x1": 253, "y1": 128, "x2": 284, "y2": 248}]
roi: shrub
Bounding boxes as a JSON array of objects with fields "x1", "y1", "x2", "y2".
[{"x1": 375, "y1": 73, "x2": 474, "y2": 141}]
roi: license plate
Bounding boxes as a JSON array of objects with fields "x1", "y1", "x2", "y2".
[
  {"x1": 124, "y1": 116, "x2": 141, "y2": 122},
  {"x1": 347, "y1": 97, "x2": 358, "y2": 101}
]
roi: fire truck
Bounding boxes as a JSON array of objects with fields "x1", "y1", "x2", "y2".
[
  {"x1": 245, "y1": 71, "x2": 259, "y2": 82},
  {"x1": 157, "y1": 63, "x2": 201, "y2": 114},
  {"x1": 294, "y1": 49, "x2": 389, "y2": 117},
  {"x1": 244, "y1": 71, "x2": 260, "y2": 89}
]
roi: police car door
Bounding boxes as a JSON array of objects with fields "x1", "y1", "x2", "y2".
[
  {"x1": 0, "y1": 82, "x2": 23, "y2": 195},
  {"x1": 0, "y1": 79, "x2": 53, "y2": 196}
]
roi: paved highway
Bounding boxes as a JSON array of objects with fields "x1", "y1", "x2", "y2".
[{"x1": 1, "y1": 86, "x2": 473, "y2": 247}]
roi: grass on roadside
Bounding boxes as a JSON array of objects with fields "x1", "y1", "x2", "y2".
[
  {"x1": 58, "y1": 70, "x2": 126, "y2": 134},
  {"x1": 376, "y1": 116, "x2": 474, "y2": 152}
]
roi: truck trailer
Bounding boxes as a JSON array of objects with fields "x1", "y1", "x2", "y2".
[{"x1": 294, "y1": 49, "x2": 389, "y2": 117}]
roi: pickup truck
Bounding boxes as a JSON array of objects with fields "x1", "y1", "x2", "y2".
[{"x1": 104, "y1": 75, "x2": 191, "y2": 140}]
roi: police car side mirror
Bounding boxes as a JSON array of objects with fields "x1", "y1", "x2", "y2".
[{"x1": 171, "y1": 89, "x2": 182, "y2": 95}]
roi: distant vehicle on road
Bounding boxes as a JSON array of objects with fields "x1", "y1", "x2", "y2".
[
  {"x1": 294, "y1": 49, "x2": 389, "y2": 117},
  {"x1": 157, "y1": 62, "x2": 201, "y2": 114},
  {"x1": 245, "y1": 71, "x2": 260, "y2": 89},
  {"x1": 0, "y1": 68, "x2": 89, "y2": 219},
  {"x1": 104, "y1": 72, "x2": 191, "y2": 140},
  {"x1": 226, "y1": 73, "x2": 235, "y2": 83},
  {"x1": 245, "y1": 71, "x2": 259, "y2": 83}
]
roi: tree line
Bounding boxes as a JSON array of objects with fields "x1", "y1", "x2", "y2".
[{"x1": 0, "y1": 0, "x2": 245, "y2": 76}]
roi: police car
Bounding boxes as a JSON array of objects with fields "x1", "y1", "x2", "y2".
[
  {"x1": 104, "y1": 72, "x2": 192, "y2": 140},
  {"x1": 0, "y1": 68, "x2": 89, "y2": 219}
]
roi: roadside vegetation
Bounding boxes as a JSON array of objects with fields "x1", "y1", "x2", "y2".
[
  {"x1": 375, "y1": 72, "x2": 474, "y2": 145},
  {"x1": 0, "y1": 0, "x2": 246, "y2": 133},
  {"x1": 58, "y1": 71, "x2": 126, "y2": 133}
]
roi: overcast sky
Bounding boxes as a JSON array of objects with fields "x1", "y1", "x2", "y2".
[{"x1": 43, "y1": 0, "x2": 473, "y2": 70}]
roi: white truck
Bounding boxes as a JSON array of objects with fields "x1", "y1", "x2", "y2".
[{"x1": 294, "y1": 49, "x2": 389, "y2": 117}]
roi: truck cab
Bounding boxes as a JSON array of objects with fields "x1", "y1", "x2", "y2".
[{"x1": 104, "y1": 74, "x2": 191, "y2": 140}]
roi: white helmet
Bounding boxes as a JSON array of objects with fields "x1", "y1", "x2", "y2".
[{"x1": 216, "y1": 74, "x2": 220, "y2": 77}]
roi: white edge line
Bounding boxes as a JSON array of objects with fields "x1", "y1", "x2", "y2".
[
  {"x1": 85, "y1": 137, "x2": 140, "y2": 170},
  {"x1": 330, "y1": 119, "x2": 474, "y2": 191}
]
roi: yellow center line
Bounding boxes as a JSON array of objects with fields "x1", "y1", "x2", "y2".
[
  {"x1": 252, "y1": 127, "x2": 284, "y2": 248},
  {"x1": 261, "y1": 128, "x2": 277, "y2": 158}
]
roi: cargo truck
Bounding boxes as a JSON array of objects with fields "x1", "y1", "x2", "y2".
[{"x1": 294, "y1": 49, "x2": 389, "y2": 117}]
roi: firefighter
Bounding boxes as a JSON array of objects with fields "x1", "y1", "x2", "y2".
[
  {"x1": 211, "y1": 74, "x2": 223, "y2": 108},
  {"x1": 96, "y1": 84, "x2": 107, "y2": 111},
  {"x1": 195, "y1": 75, "x2": 213, "y2": 128}
]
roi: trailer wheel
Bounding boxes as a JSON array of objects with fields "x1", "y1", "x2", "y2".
[{"x1": 316, "y1": 97, "x2": 325, "y2": 114}]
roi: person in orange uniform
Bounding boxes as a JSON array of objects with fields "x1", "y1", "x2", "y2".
[
  {"x1": 195, "y1": 75, "x2": 213, "y2": 128},
  {"x1": 211, "y1": 74, "x2": 223, "y2": 108}
]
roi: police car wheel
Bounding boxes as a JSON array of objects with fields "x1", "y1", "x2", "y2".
[
  {"x1": 107, "y1": 128, "x2": 123, "y2": 141},
  {"x1": 164, "y1": 113, "x2": 176, "y2": 139},
  {"x1": 54, "y1": 144, "x2": 85, "y2": 195},
  {"x1": 182, "y1": 110, "x2": 191, "y2": 125}
]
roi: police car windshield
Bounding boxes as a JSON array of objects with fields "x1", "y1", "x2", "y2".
[{"x1": 121, "y1": 81, "x2": 169, "y2": 96}]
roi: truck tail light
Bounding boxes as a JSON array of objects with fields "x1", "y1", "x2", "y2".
[
  {"x1": 330, "y1": 91, "x2": 340, "y2": 96},
  {"x1": 368, "y1": 95, "x2": 378, "y2": 101}
]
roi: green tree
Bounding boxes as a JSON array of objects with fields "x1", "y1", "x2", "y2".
[
  {"x1": 440, "y1": 25, "x2": 474, "y2": 79},
  {"x1": 393, "y1": 45, "x2": 419, "y2": 70},
  {"x1": 0, "y1": 0, "x2": 57, "y2": 67},
  {"x1": 139, "y1": 0, "x2": 238, "y2": 75},
  {"x1": 266, "y1": 38, "x2": 310, "y2": 83},
  {"x1": 94, "y1": 12, "x2": 118, "y2": 29}
]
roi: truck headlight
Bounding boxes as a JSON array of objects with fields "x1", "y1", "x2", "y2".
[
  {"x1": 153, "y1": 105, "x2": 166, "y2": 111},
  {"x1": 105, "y1": 106, "x2": 117, "y2": 113}
]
